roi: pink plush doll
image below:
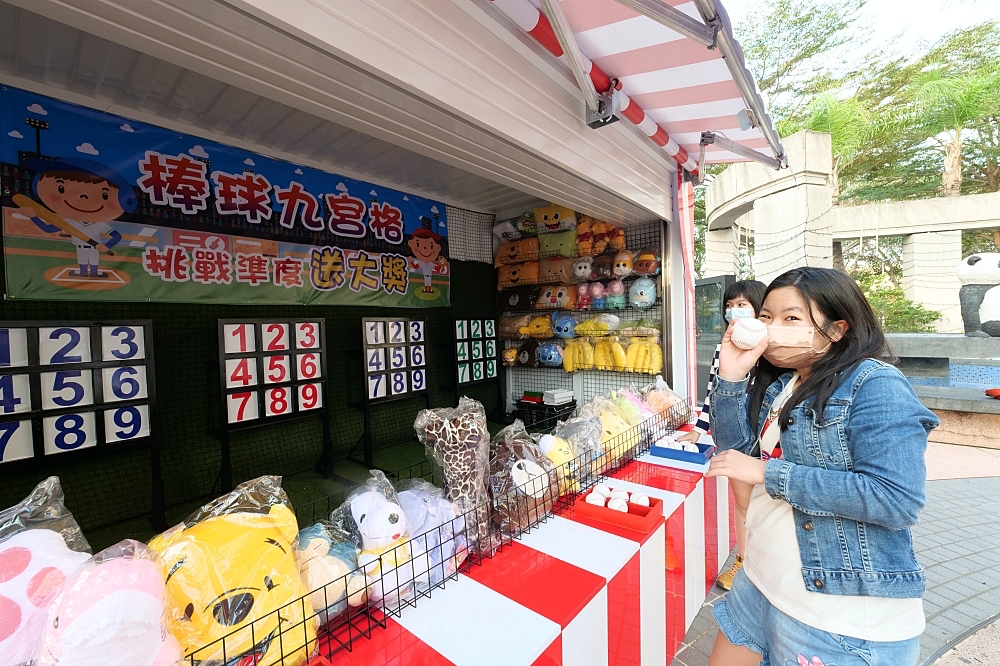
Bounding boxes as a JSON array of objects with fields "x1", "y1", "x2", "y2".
[
  {"x1": 589, "y1": 282, "x2": 607, "y2": 310},
  {"x1": 31, "y1": 541, "x2": 182, "y2": 666},
  {"x1": 576, "y1": 282, "x2": 592, "y2": 310}
]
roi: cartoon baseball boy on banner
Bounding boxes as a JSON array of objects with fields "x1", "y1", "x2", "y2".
[
  {"x1": 15, "y1": 157, "x2": 134, "y2": 279},
  {"x1": 407, "y1": 215, "x2": 447, "y2": 297}
]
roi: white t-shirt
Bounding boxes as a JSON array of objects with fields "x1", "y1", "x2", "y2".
[{"x1": 742, "y1": 374, "x2": 925, "y2": 642}]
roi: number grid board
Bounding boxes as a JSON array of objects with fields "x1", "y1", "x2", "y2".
[
  {"x1": 218, "y1": 320, "x2": 328, "y2": 428},
  {"x1": 362, "y1": 318, "x2": 429, "y2": 403},
  {"x1": 454, "y1": 319, "x2": 499, "y2": 386},
  {"x1": 0, "y1": 321, "x2": 156, "y2": 465}
]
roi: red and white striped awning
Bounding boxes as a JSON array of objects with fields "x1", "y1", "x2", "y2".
[{"x1": 490, "y1": 0, "x2": 784, "y2": 174}]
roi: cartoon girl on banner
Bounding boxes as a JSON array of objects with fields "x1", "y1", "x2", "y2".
[
  {"x1": 14, "y1": 157, "x2": 133, "y2": 280},
  {"x1": 407, "y1": 215, "x2": 448, "y2": 300}
]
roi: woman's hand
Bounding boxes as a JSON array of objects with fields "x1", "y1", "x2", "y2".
[
  {"x1": 676, "y1": 431, "x2": 701, "y2": 444},
  {"x1": 706, "y1": 449, "x2": 766, "y2": 486},
  {"x1": 717, "y1": 319, "x2": 769, "y2": 383}
]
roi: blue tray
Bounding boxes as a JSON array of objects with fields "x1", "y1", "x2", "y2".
[{"x1": 649, "y1": 441, "x2": 716, "y2": 465}]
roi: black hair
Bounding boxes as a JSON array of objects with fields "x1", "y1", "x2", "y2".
[
  {"x1": 747, "y1": 267, "x2": 895, "y2": 434},
  {"x1": 722, "y1": 280, "x2": 766, "y2": 324}
]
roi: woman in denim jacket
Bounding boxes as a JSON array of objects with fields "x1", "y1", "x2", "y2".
[{"x1": 706, "y1": 268, "x2": 939, "y2": 666}]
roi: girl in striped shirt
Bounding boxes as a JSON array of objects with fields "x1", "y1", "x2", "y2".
[{"x1": 678, "y1": 279, "x2": 765, "y2": 590}]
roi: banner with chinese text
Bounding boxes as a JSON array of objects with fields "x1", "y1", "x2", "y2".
[{"x1": 0, "y1": 85, "x2": 450, "y2": 307}]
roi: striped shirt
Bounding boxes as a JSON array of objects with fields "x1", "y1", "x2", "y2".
[{"x1": 692, "y1": 344, "x2": 720, "y2": 434}]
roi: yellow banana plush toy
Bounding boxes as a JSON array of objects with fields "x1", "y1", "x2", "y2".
[
  {"x1": 622, "y1": 338, "x2": 664, "y2": 374},
  {"x1": 562, "y1": 338, "x2": 595, "y2": 372},
  {"x1": 594, "y1": 338, "x2": 627, "y2": 371}
]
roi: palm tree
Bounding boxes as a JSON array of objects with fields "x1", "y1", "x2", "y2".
[
  {"x1": 905, "y1": 67, "x2": 1000, "y2": 196},
  {"x1": 801, "y1": 92, "x2": 873, "y2": 205}
]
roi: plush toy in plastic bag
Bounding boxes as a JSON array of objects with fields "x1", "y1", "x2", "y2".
[
  {"x1": 297, "y1": 523, "x2": 365, "y2": 625},
  {"x1": 148, "y1": 476, "x2": 315, "y2": 666},
  {"x1": 490, "y1": 422, "x2": 561, "y2": 536},
  {"x1": 579, "y1": 396, "x2": 638, "y2": 468},
  {"x1": 562, "y1": 338, "x2": 594, "y2": 372},
  {"x1": 549, "y1": 415, "x2": 604, "y2": 489},
  {"x1": 539, "y1": 257, "x2": 573, "y2": 284},
  {"x1": 495, "y1": 237, "x2": 539, "y2": 266},
  {"x1": 328, "y1": 471, "x2": 428, "y2": 613},
  {"x1": 591, "y1": 255, "x2": 613, "y2": 281},
  {"x1": 612, "y1": 251, "x2": 633, "y2": 278},
  {"x1": 497, "y1": 285, "x2": 540, "y2": 311},
  {"x1": 633, "y1": 248, "x2": 660, "y2": 275},
  {"x1": 516, "y1": 340, "x2": 539, "y2": 367},
  {"x1": 414, "y1": 398, "x2": 492, "y2": 552},
  {"x1": 535, "y1": 284, "x2": 576, "y2": 310},
  {"x1": 539, "y1": 230, "x2": 577, "y2": 259},
  {"x1": 0, "y1": 478, "x2": 92, "y2": 666},
  {"x1": 397, "y1": 480, "x2": 468, "y2": 590},
  {"x1": 605, "y1": 279, "x2": 627, "y2": 310},
  {"x1": 23, "y1": 540, "x2": 182, "y2": 666},
  {"x1": 500, "y1": 314, "x2": 532, "y2": 338},
  {"x1": 537, "y1": 343, "x2": 564, "y2": 367},
  {"x1": 643, "y1": 377, "x2": 692, "y2": 428},
  {"x1": 498, "y1": 261, "x2": 539, "y2": 289},
  {"x1": 629, "y1": 277, "x2": 657, "y2": 309},
  {"x1": 552, "y1": 314, "x2": 577, "y2": 339},
  {"x1": 533, "y1": 204, "x2": 577, "y2": 234},
  {"x1": 518, "y1": 315, "x2": 553, "y2": 338},
  {"x1": 502, "y1": 347, "x2": 519, "y2": 367},
  {"x1": 589, "y1": 282, "x2": 607, "y2": 310},
  {"x1": 575, "y1": 282, "x2": 592, "y2": 310},
  {"x1": 572, "y1": 256, "x2": 593, "y2": 283},
  {"x1": 536, "y1": 433, "x2": 579, "y2": 494}
]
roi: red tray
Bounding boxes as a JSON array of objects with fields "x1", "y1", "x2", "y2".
[{"x1": 574, "y1": 492, "x2": 663, "y2": 533}]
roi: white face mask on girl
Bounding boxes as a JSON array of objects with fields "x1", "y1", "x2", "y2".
[
  {"x1": 763, "y1": 326, "x2": 832, "y2": 368},
  {"x1": 726, "y1": 307, "x2": 755, "y2": 320}
]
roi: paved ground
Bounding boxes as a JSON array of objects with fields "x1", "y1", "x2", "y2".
[{"x1": 670, "y1": 443, "x2": 1000, "y2": 666}]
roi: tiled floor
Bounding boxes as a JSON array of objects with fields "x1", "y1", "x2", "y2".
[{"x1": 670, "y1": 445, "x2": 1000, "y2": 666}]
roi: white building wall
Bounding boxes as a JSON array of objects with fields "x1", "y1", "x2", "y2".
[{"x1": 902, "y1": 232, "x2": 963, "y2": 333}]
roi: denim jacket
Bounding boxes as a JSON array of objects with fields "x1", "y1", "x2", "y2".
[{"x1": 709, "y1": 359, "x2": 939, "y2": 598}]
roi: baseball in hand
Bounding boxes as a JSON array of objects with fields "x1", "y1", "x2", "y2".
[{"x1": 730, "y1": 317, "x2": 767, "y2": 350}]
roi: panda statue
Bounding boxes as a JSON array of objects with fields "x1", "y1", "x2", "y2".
[
  {"x1": 980, "y1": 285, "x2": 1000, "y2": 337},
  {"x1": 956, "y1": 253, "x2": 1000, "y2": 337}
]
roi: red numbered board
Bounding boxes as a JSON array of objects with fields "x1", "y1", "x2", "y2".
[{"x1": 218, "y1": 320, "x2": 326, "y2": 426}]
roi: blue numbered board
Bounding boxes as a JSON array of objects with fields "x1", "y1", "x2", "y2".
[
  {"x1": 362, "y1": 318, "x2": 427, "y2": 403},
  {"x1": 454, "y1": 318, "x2": 498, "y2": 386},
  {"x1": 0, "y1": 321, "x2": 156, "y2": 464},
  {"x1": 218, "y1": 320, "x2": 327, "y2": 427}
]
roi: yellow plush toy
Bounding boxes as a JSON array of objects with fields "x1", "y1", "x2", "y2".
[
  {"x1": 533, "y1": 203, "x2": 577, "y2": 234},
  {"x1": 594, "y1": 338, "x2": 627, "y2": 371},
  {"x1": 519, "y1": 315, "x2": 554, "y2": 338},
  {"x1": 537, "y1": 434, "x2": 579, "y2": 493},
  {"x1": 562, "y1": 338, "x2": 594, "y2": 372},
  {"x1": 149, "y1": 478, "x2": 315, "y2": 666},
  {"x1": 624, "y1": 338, "x2": 664, "y2": 374}
]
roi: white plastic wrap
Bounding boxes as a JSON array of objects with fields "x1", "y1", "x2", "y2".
[
  {"x1": 489, "y1": 421, "x2": 560, "y2": 536},
  {"x1": 397, "y1": 479, "x2": 468, "y2": 591},
  {"x1": 414, "y1": 398, "x2": 492, "y2": 551},
  {"x1": 0, "y1": 477, "x2": 91, "y2": 666},
  {"x1": 148, "y1": 476, "x2": 315, "y2": 666}
]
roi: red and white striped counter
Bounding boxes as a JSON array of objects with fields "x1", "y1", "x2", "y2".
[{"x1": 325, "y1": 444, "x2": 733, "y2": 666}]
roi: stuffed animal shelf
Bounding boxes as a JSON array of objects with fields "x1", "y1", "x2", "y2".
[
  {"x1": 415, "y1": 398, "x2": 492, "y2": 552},
  {"x1": 574, "y1": 314, "x2": 620, "y2": 336},
  {"x1": 297, "y1": 523, "x2": 365, "y2": 624},
  {"x1": 29, "y1": 541, "x2": 182, "y2": 666},
  {"x1": 148, "y1": 476, "x2": 315, "y2": 666}
]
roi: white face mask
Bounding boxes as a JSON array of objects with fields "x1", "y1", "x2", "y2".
[{"x1": 726, "y1": 307, "x2": 755, "y2": 321}]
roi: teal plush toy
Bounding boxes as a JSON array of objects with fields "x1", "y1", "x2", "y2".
[
  {"x1": 539, "y1": 230, "x2": 577, "y2": 259},
  {"x1": 629, "y1": 277, "x2": 657, "y2": 309},
  {"x1": 605, "y1": 279, "x2": 627, "y2": 310}
]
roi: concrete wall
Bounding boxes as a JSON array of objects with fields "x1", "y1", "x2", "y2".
[{"x1": 901, "y1": 232, "x2": 963, "y2": 333}]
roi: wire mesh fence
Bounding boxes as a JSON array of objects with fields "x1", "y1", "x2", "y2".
[{"x1": 186, "y1": 399, "x2": 690, "y2": 664}]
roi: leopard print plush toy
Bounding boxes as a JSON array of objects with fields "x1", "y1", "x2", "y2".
[{"x1": 415, "y1": 398, "x2": 491, "y2": 550}]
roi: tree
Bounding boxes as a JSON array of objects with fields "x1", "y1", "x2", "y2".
[{"x1": 904, "y1": 67, "x2": 1000, "y2": 196}]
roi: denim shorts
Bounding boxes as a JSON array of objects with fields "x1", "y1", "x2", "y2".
[{"x1": 712, "y1": 570, "x2": 921, "y2": 666}]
